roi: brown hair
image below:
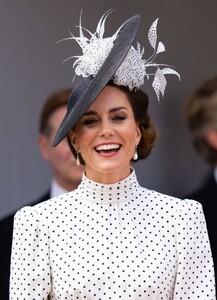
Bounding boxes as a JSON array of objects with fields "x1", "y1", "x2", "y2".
[
  {"x1": 67, "y1": 82, "x2": 157, "y2": 164},
  {"x1": 39, "y1": 88, "x2": 71, "y2": 137},
  {"x1": 186, "y1": 76, "x2": 217, "y2": 164}
]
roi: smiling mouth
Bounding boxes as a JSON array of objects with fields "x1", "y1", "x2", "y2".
[{"x1": 95, "y1": 144, "x2": 121, "y2": 153}]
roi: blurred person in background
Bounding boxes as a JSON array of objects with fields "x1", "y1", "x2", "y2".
[
  {"x1": 0, "y1": 88, "x2": 84, "y2": 299},
  {"x1": 185, "y1": 75, "x2": 217, "y2": 289}
]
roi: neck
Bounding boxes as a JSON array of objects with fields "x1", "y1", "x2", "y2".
[{"x1": 85, "y1": 167, "x2": 132, "y2": 184}]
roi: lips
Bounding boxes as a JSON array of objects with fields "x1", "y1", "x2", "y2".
[{"x1": 95, "y1": 143, "x2": 121, "y2": 153}]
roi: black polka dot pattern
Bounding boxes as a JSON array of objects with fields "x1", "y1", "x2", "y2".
[{"x1": 10, "y1": 170, "x2": 215, "y2": 299}]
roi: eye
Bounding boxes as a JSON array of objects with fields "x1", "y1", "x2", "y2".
[
  {"x1": 113, "y1": 114, "x2": 126, "y2": 122},
  {"x1": 83, "y1": 118, "x2": 98, "y2": 126}
]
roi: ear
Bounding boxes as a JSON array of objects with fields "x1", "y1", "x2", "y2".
[
  {"x1": 135, "y1": 125, "x2": 142, "y2": 146},
  {"x1": 38, "y1": 134, "x2": 50, "y2": 160},
  {"x1": 68, "y1": 130, "x2": 80, "y2": 150},
  {"x1": 206, "y1": 130, "x2": 217, "y2": 149}
]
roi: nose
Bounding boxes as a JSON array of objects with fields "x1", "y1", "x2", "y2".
[{"x1": 99, "y1": 120, "x2": 114, "y2": 137}]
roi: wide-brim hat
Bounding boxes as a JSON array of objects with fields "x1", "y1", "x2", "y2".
[{"x1": 53, "y1": 14, "x2": 140, "y2": 147}]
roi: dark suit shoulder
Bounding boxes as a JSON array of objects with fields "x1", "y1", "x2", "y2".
[
  {"x1": 0, "y1": 190, "x2": 50, "y2": 225},
  {"x1": 0, "y1": 213, "x2": 14, "y2": 233},
  {"x1": 186, "y1": 174, "x2": 217, "y2": 204}
]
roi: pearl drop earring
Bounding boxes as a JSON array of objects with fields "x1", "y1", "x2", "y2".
[
  {"x1": 76, "y1": 152, "x2": 81, "y2": 166},
  {"x1": 133, "y1": 146, "x2": 138, "y2": 160}
]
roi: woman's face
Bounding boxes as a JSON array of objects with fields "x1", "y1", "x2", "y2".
[{"x1": 69, "y1": 85, "x2": 141, "y2": 183}]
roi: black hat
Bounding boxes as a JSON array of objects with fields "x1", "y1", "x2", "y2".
[{"x1": 53, "y1": 14, "x2": 140, "y2": 147}]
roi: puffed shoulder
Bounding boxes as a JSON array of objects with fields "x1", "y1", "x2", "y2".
[
  {"x1": 12, "y1": 205, "x2": 50, "y2": 255},
  {"x1": 14, "y1": 205, "x2": 40, "y2": 220},
  {"x1": 10, "y1": 206, "x2": 51, "y2": 298},
  {"x1": 178, "y1": 197, "x2": 203, "y2": 210},
  {"x1": 175, "y1": 198, "x2": 207, "y2": 233},
  {"x1": 13, "y1": 195, "x2": 60, "y2": 222},
  {"x1": 13, "y1": 206, "x2": 40, "y2": 233},
  {"x1": 177, "y1": 198, "x2": 204, "y2": 220},
  {"x1": 13, "y1": 205, "x2": 47, "y2": 234}
]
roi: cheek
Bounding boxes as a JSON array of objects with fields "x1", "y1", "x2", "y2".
[
  {"x1": 124, "y1": 125, "x2": 138, "y2": 141},
  {"x1": 75, "y1": 129, "x2": 94, "y2": 148}
]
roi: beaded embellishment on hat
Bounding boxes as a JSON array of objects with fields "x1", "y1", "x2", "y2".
[{"x1": 58, "y1": 10, "x2": 180, "y2": 101}]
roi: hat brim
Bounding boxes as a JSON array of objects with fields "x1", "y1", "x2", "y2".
[{"x1": 53, "y1": 14, "x2": 141, "y2": 147}]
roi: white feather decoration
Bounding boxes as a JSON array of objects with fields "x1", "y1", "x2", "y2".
[{"x1": 59, "y1": 11, "x2": 180, "y2": 101}]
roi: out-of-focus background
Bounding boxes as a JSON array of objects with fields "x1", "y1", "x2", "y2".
[{"x1": 1, "y1": 0, "x2": 217, "y2": 219}]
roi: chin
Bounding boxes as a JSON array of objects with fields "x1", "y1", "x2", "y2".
[{"x1": 98, "y1": 162, "x2": 130, "y2": 174}]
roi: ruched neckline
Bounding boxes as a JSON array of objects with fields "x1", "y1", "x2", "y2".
[{"x1": 78, "y1": 168, "x2": 140, "y2": 204}]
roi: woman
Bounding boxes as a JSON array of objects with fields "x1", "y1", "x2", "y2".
[{"x1": 10, "y1": 11, "x2": 215, "y2": 299}]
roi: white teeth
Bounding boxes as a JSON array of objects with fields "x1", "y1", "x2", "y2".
[{"x1": 96, "y1": 144, "x2": 120, "y2": 151}]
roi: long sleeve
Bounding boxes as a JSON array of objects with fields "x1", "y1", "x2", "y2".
[
  {"x1": 9, "y1": 206, "x2": 51, "y2": 300},
  {"x1": 173, "y1": 199, "x2": 216, "y2": 299}
]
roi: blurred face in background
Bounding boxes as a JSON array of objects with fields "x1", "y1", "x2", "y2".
[{"x1": 38, "y1": 105, "x2": 84, "y2": 191}]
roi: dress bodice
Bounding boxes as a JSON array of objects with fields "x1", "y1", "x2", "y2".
[{"x1": 9, "y1": 170, "x2": 215, "y2": 299}]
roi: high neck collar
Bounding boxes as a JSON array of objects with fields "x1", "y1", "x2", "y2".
[{"x1": 78, "y1": 168, "x2": 140, "y2": 204}]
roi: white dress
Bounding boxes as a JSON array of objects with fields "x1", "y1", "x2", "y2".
[{"x1": 10, "y1": 169, "x2": 215, "y2": 299}]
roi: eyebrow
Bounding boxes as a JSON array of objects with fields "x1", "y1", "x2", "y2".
[{"x1": 83, "y1": 106, "x2": 127, "y2": 116}]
